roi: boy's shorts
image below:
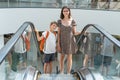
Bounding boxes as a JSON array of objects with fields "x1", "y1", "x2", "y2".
[
  {"x1": 43, "y1": 53, "x2": 55, "y2": 63},
  {"x1": 19, "y1": 53, "x2": 26, "y2": 63},
  {"x1": 103, "y1": 56, "x2": 112, "y2": 67}
]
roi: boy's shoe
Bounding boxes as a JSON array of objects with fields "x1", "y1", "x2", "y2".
[
  {"x1": 8, "y1": 70, "x2": 17, "y2": 79},
  {"x1": 11, "y1": 65, "x2": 17, "y2": 72}
]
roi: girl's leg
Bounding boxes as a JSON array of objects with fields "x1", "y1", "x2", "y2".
[
  {"x1": 67, "y1": 54, "x2": 72, "y2": 74},
  {"x1": 59, "y1": 54, "x2": 65, "y2": 73},
  {"x1": 83, "y1": 54, "x2": 89, "y2": 67}
]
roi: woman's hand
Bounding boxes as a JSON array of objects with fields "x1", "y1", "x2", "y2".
[{"x1": 56, "y1": 43, "x2": 61, "y2": 53}]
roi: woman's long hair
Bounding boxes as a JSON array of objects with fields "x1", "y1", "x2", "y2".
[{"x1": 60, "y1": 6, "x2": 71, "y2": 19}]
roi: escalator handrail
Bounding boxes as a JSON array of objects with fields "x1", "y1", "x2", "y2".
[
  {"x1": 0, "y1": 22, "x2": 120, "y2": 65},
  {"x1": 0, "y1": 22, "x2": 40, "y2": 64},
  {"x1": 77, "y1": 24, "x2": 120, "y2": 48}
]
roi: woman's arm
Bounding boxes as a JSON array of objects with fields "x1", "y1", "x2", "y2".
[
  {"x1": 36, "y1": 30, "x2": 44, "y2": 41},
  {"x1": 73, "y1": 26, "x2": 81, "y2": 36},
  {"x1": 71, "y1": 19, "x2": 81, "y2": 35},
  {"x1": 57, "y1": 27, "x2": 61, "y2": 52}
]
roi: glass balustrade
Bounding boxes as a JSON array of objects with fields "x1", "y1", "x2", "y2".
[
  {"x1": 0, "y1": 25, "x2": 40, "y2": 80},
  {"x1": 1, "y1": 23, "x2": 120, "y2": 80},
  {"x1": 72, "y1": 25, "x2": 120, "y2": 80}
]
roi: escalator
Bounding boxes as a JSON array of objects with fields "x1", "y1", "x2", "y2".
[
  {"x1": 0, "y1": 22, "x2": 120, "y2": 80},
  {"x1": 0, "y1": 22, "x2": 40, "y2": 80}
]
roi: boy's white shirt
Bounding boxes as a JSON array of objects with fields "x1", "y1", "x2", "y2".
[
  {"x1": 14, "y1": 37, "x2": 26, "y2": 53},
  {"x1": 42, "y1": 31, "x2": 57, "y2": 54},
  {"x1": 101, "y1": 37, "x2": 114, "y2": 57}
]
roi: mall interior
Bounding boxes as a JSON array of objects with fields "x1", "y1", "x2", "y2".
[{"x1": 0, "y1": 0, "x2": 120, "y2": 80}]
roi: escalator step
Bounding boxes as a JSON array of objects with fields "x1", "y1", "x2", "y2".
[{"x1": 38, "y1": 74, "x2": 76, "y2": 80}]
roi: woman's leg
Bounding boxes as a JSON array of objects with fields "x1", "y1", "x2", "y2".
[
  {"x1": 67, "y1": 54, "x2": 72, "y2": 74},
  {"x1": 83, "y1": 54, "x2": 89, "y2": 67},
  {"x1": 59, "y1": 54, "x2": 65, "y2": 73}
]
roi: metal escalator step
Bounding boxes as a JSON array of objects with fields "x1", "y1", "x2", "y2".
[{"x1": 39, "y1": 74, "x2": 76, "y2": 80}]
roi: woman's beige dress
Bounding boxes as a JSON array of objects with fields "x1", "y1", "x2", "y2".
[{"x1": 58, "y1": 20, "x2": 78, "y2": 54}]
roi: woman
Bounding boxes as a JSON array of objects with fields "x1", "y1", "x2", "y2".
[{"x1": 57, "y1": 6, "x2": 80, "y2": 74}]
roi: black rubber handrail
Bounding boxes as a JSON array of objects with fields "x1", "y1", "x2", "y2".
[
  {"x1": 77, "y1": 24, "x2": 120, "y2": 48},
  {"x1": 75, "y1": 24, "x2": 120, "y2": 80}
]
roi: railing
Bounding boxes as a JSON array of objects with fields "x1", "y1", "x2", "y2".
[
  {"x1": 0, "y1": 22, "x2": 120, "y2": 80},
  {"x1": 0, "y1": 0, "x2": 120, "y2": 11},
  {"x1": 0, "y1": 22, "x2": 41, "y2": 80},
  {"x1": 73, "y1": 24, "x2": 120, "y2": 80}
]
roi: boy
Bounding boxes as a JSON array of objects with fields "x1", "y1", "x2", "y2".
[
  {"x1": 101, "y1": 37, "x2": 116, "y2": 76},
  {"x1": 36, "y1": 21, "x2": 58, "y2": 74}
]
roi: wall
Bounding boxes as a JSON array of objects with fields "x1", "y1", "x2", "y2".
[
  {"x1": 0, "y1": 35, "x2": 5, "y2": 80},
  {"x1": 0, "y1": 8, "x2": 120, "y2": 35}
]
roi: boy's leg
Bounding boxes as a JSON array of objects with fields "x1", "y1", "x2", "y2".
[
  {"x1": 105, "y1": 56, "x2": 112, "y2": 76},
  {"x1": 43, "y1": 54, "x2": 50, "y2": 74},
  {"x1": 49, "y1": 61, "x2": 53, "y2": 74},
  {"x1": 44, "y1": 63, "x2": 48, "y2": 74},
  {"x1": 11, "y1": 52, "x2": 19, "y2": 72},
  {"x1": 18, "y1": 53, "x2": 26, "y2": 70},
  {"x1": 44, "y1": 53, "x2": 55, "y2": 73},
  {"x1": 21, "y1": 53, "x2": 27, "y2": 67},
  {"x1": 49, "y1": 53, "x2": 55, "y2": 73}
]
